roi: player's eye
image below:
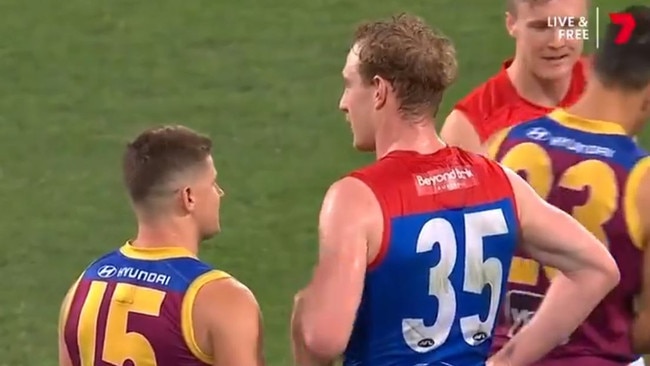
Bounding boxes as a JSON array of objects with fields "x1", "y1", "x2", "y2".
[{"x1": 529, "y1": 20, "x2": 550, "y2": 30}]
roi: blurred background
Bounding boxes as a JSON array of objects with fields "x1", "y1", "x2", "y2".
[{"x1": 0, "y1": 0, "x2": 640, "y2": 364}]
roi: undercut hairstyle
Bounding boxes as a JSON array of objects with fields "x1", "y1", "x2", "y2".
[
  {"x1": 352, "y1": 13, "x2": 457, "y2": 117},
  {"x1": 593, "y1": 5, "x2": 650, "y2": 91},
  {"x1": 122, "y1": 125, "x2": 212, "y2": 205}
]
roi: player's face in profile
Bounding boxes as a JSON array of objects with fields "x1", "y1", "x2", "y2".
[
  {"x1": 507, "y1": 0, "x2": 586, "y2": 80},
  {"x1": 189, "y1": 155, "x2": 223, "y2": 240},
  {"x1": 339, "y1": 45, "x2": 376, "y2": 151}
]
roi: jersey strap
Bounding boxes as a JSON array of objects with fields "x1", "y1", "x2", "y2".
[
  {"x1": 487, "y1": 126, "x2": 514, "y2": 159},
  {"x1": 180, "y1": 269, "x2": 232, "y2": 363},
  {"x1": 59, "y1": 275, "x2": 83, "y2": 338},
  {"x1": 624, "y1": 156, "x2": 650, "y2": 250}
]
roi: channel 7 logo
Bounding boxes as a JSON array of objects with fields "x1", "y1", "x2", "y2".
[{"x1": 609, "y1": 12, "x2": 636, "y2": 44}]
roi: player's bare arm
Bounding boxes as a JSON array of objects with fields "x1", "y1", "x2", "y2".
[
  {"x1": 490, "y1": 167, "x2": 620, "y2": 365},
  {"x1": 440, "y1": 109, "x2": 484, "y2": 153},
  {"x1": 632, "y1": 167, "x2": 650, "y2": 354},
  {"x1": 195, "y1": 278, "x2": 265, "y2": 366},
  {"x1": 292, "y1": 176, "x2": 376, "y2": 364}
]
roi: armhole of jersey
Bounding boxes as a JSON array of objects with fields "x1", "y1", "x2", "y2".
[
  {"x1": 452, "y1": 105, "x2": 487, "y2": 143},
  {"x1": 59, "y1": 276, "x2": 83, "y2": 337},
  {"x1": 487, "y1": 126, "x2": 512, "y2": 159},
  {"x1": 624, "y1": 156, "x2": 650, "y2": 251},
  {"x1": 494, "y1": 161, "x2": 522, "y2": 239},
  {"x1": 180, "y1": 269, "x2": 232, "y2": 364},
  {"x1": 348, "y1": 173, "x2": 391, "y2": 270}
]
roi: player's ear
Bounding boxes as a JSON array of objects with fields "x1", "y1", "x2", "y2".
[
  {"x1": 180, "y1": 186, "x2": 195, "y2": 211},
  {"x1": 371, "y1": 75, "x2": 387, "y2": 110},
  {"x1": 641, "y1": 87, "x2": 650, "y2": 122},
  {"x1": 505, "y1": 11, "x2": 517, "y2": 37}
]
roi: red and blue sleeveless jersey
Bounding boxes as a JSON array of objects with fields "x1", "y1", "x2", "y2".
[
  {"x1": 490, "y1": 109, "x2": 650, "y2": 365},
  {"x1": 343, "y1": 147, "x2": 520, "y2": 366},
  {"x1": 63, "y1": 243, "x2": 228, "y2": 366}
]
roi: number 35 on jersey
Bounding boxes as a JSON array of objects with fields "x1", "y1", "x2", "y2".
[{"x1": 400, "y1": 202, "x2": 519, "y2": 353}]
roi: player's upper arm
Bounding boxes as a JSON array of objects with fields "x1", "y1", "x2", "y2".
[
  {"x1": 504, "y1": 166, "x2": 619, "y2": 280},
  {"x1": 440, "y1": 109, "x2": 484, "y2": 154},
  {"x1": 632, "y1": 167, "x2": 650, "y2": 353},
  {"x1": 299, "y1": 176, "x2": 376, "y2": 357},
  {"x1": 196, "y1": 278, "x2": 264, "y2": 366}
]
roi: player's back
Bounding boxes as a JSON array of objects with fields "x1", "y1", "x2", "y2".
[
  {"x1": 343, "y1": 147, "x2": 520, "y2": 366},
  {"x1": 62, "y1": 243, "x2": 227, "y2": 366},
  {"x1": 490, "y1": 109, "x2": 649, "y2": 365}
]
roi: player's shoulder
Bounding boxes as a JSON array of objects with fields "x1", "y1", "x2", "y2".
[
  {"x1": 346, "y1": 152, "x2": 400, "y2": 187},
  {"x1": 627, "y1": 154, "x2": 650, "y2": 197},
  {"x1": 195, "y1": 276, "x2": 257, "y2": 307},
  {"x1": 454, "y1": 61, "x2": 513, "y2": 114},
  {"x1": 191, "y1": 275, "x2": 260, "y2": 328}
]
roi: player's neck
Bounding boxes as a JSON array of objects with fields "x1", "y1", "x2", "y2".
[
  {"x1": 131, "y1": 217, "x2": 200, "y2": 255},
  {"x1": 375, "y1": 115, "x2": 446, "y2": 159},
  {"x1": 567, "y1": 82, "x2": 639, "y2": 134},
  {"x1": 507, "y1": 58, "x2": 572, "y2": 107}
]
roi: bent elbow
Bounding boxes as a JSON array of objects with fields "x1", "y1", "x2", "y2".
[
  {"x1": 600, "y1": 254, "x2": 620, "y2": 290},
  {"x1": 302, "y1": 323, "x2": 348, "y2": 360}
]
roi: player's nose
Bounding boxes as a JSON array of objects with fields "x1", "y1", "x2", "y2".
[
  {"x1": 548, "y1": 29, "x2": 567, "y2": 48},
  {"x1": 338, "y1": 94, "x2": 348, "y2": 113}
]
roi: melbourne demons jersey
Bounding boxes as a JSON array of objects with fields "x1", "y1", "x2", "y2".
[
  {"x1": 454, "y1": 58, "x2": 587, "y2": 143},
  {"x1": 62, "y1": 243, "x2": 229, "y2": 366},
  {"x1": 343, "y1": 147, "x2": 520, "y2": 366},
  {"x1": 490, "y1": 109, "x2": 650, "y2": 365}
]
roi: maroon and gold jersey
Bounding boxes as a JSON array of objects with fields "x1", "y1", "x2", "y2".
[
  {"x1": 62, "y1": 243, "x2": 229, "y2": 366},
  {"x1": 489, "y1": 109, "x2": 650, "y2": 365}
]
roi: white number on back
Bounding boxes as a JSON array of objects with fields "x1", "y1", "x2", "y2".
[{"x1": 402, "y1": 209, "x2": 508, "y2": 352}]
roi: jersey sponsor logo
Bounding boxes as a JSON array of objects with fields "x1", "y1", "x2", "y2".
[
  {"x1": 526, "y1": 127, "x2": 551, "y2": 141},
  {"x1": 413, "y1": 167, "x2": 478, "y2": 195},
  {"x1": 523, "y1": 127, "x2": 616, "y2": 158},
  {"x1": 97, "y1": 265, "x2": 118, "y2": 278},
  {"x1": 95, "y1": 265, "x2": 172, "y2": 286}
]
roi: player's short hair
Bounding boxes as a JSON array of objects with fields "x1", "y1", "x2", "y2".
[
  {"x1": 507, "y1": 0, "x2": 590, "y2": 16},
  {"x1": 122, "y1": 125, "x2": 213, "y2": 205},
  {"x1": 352, "y1": 13, "x2": 457, "y2": 117},
  {"x1": 593, "y1": 5, "x2": 650, "y2": 91}
]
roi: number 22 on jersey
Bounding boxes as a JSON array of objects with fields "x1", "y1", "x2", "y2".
[
  {"x1": 402, "y1": 208, "x2": 512, "y2": 352},
  {"x1": 500, "y1": 142, "x2": 617, "y2": 285},
  {"x1": 77, "y1": 281, "x2": 166, "y2": 365}
]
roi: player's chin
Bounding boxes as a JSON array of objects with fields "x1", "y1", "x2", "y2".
[
  {"x1": 201, "y1": 226, "x2": 220, "y2": 241},
  {"x1": 537, "y1": 62, "x2": 574, "y2": 80},
  {"x1": 352, "y1": 138, "x2": 376, "y2": 152}
]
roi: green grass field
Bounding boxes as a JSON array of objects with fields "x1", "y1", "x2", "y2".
[{"x1": 0, "y1": 0, "x2": 645, "y2": 364}]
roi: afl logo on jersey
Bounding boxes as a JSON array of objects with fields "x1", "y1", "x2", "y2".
[
  {"x1": 97, "y1": 265, "x2": 117, "y2": 278},
  {"x1": 417, "y1": 338, "x2": 435, "y2": 348},
  {"x1": 526, "y1": 127, "x2": 551, "y2": 141}
]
